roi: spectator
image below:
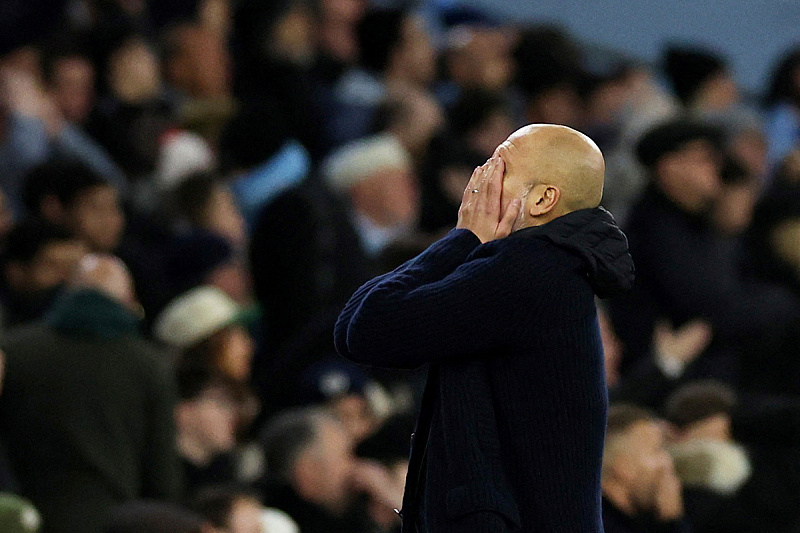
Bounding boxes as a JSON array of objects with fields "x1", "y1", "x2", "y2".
[
  {"x1": 297, "y1": 358, "x2": 391, "y2": 444},
  {"x1": 154, "y1": 286, "x2": 255, "y2": 383},
  {"x1": 328, "y1": 6, "x2": 436, "y2": 145},
  {"x1": 602, "y1": 404, "x2": 691, "y2": 533},
  {"x1": 21, "y1": 159, "x2": 125, "y2": 252},
  {"x1": 260, "y1": 407, "x2": 397, "y2": 533},
  {"x1": 167, "y1": 173, "x2": 247, "y2": 251},
  {"x1": 175, "y1": 366, "x2": 241, "y2": 496},
  {"x1": 609, "y1": 119, "x2": 800, "y2": 383},
  {"x1": 0, "y1": 254, "x2": 182, "y2": 533},
  {"x1": 0, "y1": 65, "x2": 125, "y2": 211},
  {"x1": 666, "y1": 382, "x2": 800, "y2": 533},
  {"x1": 0, "y1": 220, "x2": 87, "y2": 328},
  {"x1": 323, "y1": 132, "x2": 418, "y2": 257},
  {"x1": 664, "y1": 46, "x2": 739, "y2": 114}
]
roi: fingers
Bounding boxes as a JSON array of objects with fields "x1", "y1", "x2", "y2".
[
  {"x1": 462, "y1": 165, "x2": 483, "y2": 203},
  {"x1": 496, "y1": 198, "x2": 521, "y2": 238},
  {"x1": 485, "y1": 156, "x2": 504, "y2": 213}
]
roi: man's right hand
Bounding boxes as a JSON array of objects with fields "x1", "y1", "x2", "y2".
[{"x1": 456, "y1": 156, "x2": 520, "y2": 243}]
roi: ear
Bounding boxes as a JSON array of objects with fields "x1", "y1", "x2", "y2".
[{"x1": 528, "y1": 184, "x2": 561, "y2": 217}]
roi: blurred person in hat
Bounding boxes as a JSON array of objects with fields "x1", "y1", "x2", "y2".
[
  {"x1": 0, "y1": 254, "x2": 182, "y2": 533},
  {"x1": 663, "y1": 46, "x2": 739, "y2": 114},
  {"x1": 608, "y1": 119, "x2": 800, "y2": 382},
  {"x1": 297, "y1": 357, "x2": 392, "y2": 444},
  {"x1": 155, "y1": 286, "x2": 255, "y2": 384}
]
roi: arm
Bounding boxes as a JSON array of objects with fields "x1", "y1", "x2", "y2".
[{"x1": 336, "y1": 156, "x2": 523, "y2": 369}]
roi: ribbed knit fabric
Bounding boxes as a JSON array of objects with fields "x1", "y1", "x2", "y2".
[{"x1": 336, "y1": 207, "x2": 634, "y2": 533}]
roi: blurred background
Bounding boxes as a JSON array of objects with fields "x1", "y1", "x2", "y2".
[{"x1": 1, "y1": 0, "x2": 800, "y2": 532}]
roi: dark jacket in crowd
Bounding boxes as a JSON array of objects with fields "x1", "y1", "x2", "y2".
[
  {"x1": 610, "y1": 186, "x2": 800, "y2": 380},
  {"x1": 0, "y1": 289, "x2": 182, "y2": 533},
  {"x1": 249, "y1": 177, "x2": 377, "y2": 416},
  {"x1": 602, "y1": 497, "x2": 692, "y2": 533},
  {"x1": 336, "y1": 208, "x2": 635, "y2": 533}
]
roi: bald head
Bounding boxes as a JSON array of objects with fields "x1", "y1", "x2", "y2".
[
  {"x1": 70, "y1": 254, "x2": 137, "y2": 310},
  {"x1": 496, "y1": 124, "x2": 605, "y2": 229}
]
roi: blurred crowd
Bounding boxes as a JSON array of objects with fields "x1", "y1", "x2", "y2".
[{"x1": 1, "y1": 0, "x2": 800, "y2": 532}]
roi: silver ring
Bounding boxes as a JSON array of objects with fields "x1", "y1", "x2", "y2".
[{"x1": 471, "y1": 189, "x2": 480, "y2": 194}]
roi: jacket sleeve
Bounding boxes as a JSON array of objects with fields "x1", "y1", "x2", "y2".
[{"x1": 335, "y1": 229, "x2": 536, "y2": 369}]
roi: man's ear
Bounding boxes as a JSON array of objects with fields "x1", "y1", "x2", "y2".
[{"x1": 528, "y1": 184, "x2": 561, "y2": 217}]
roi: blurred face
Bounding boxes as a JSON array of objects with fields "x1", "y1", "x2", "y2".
[
  {"x1": 331, "y1": 394, "x2": 376, "y2": 443},
  {"x1": 51, "y1": 56, "x2": 95, "y2": 124},
  {"x1": 216, "y1": 326, "x2": 254, "y2": 382},
  {"x1": 303, "y1": 420, "x2": 356, "y2": 512},
  {"x1": 696, "y1": 72, "x2": 739, "y2": 111},
  {"x1": 656, "y1": 140, "x2": 721, "y2": 213},
  {"x1": 108, "y1": 39, "x2": 161, "y2": 103},
  {"x1": 226, "y1": 497, "x2": 262, "y2": 533},
  {"x1": 7, "y1": 239, "x2": 87, "y2": 293},
  {"x1": 613, "y1": 421, "x2": 674, "y2": 512},
  {"x1": 68, "y1": 185, "x2": 125, "y2": 252},
  {"x1": 393, "y1": 17, "x2": 436, "y2": 86},
  {"x1": 447, "y1": 29, "x2": 514, "y2": 91},
  {"x1": 351, "y1": 168, "x2": 418, "y2": 228},
  {"x1": 181, "y1": 386, "x2": 239, "y2": 455},
  {"x1": 174, "y1": 28, "x2": 231, "y2": 98}
]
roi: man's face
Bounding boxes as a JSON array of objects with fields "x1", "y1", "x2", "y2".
[
  {"x1": 68, "y1": 185, "x2": 125, "y2": 252},
  {"x1": 51, "y1": 56, "x2": 95, "y2": 124},
  {"x1": 305, "y1": 420, "x2": 356, "y2": 511},
  {"x1": 657, "y1": 140, "x2": 721, "y2": 213},
  {"x1": 181, "y1": 386, "x2": 239, "y2": 455},
  {"x1": 616, "y1": 421, "x2": 674, "y2": 512},
  {"x1": 395, "y1": 17, "x2": 436, "y2": 86}
]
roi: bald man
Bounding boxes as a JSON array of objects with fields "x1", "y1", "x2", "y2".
[
  {"x1": 0, "y1": 254, "x2": 181, "y2": 533},
  {"x1": 336, "y1": 125, "x2": 635, "y2": 532}
]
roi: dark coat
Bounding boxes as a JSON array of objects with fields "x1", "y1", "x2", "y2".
[
  {"x1": 336, "y1": 208, "x2": 635, "y2": 533},
  {"x1": 0, "y1": 290, "x2": 182, "y2": 533}
]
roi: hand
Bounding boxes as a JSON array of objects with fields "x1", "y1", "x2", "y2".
[
  {"x1": 654, "y1": 320, "x2": 712, "y2": 365},
  {"x1": 350, "y1": 460, "x2": 403, "y2": 510},
  {"x1": 456, "y1": 156, "x2": 521, "y2": 243},
  {"x1": 654, "y1": 460, "x2": 684, "y2": 521}
]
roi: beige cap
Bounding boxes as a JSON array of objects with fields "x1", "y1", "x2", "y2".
[
  {"x1": 154, "y1": 286, "x2": 239, "y2": 348},
  {"x1": 323, "y1": 133, "x2": 412, "y2": 191}
]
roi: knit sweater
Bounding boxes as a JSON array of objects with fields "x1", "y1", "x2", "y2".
[{"x1": 336, "y1": 207, "x2": 634, "y2": 532}]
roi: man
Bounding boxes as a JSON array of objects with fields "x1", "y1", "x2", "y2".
[
  {"x1": 601, "y1": 404, "x2": 690, "y2": 533},
  {"x1": 260, "y1": 407, "x2": 401, "y2": 533},
  {"x1": 609, "y1": 119, "x2": 800, "y2": 379},
  {"x1": 0, "y1": 254, "x2": 182, "y2": 533},
  {"x1": 0, "y1": 220, "x2": 87, "y2": 328},
  {"x1": 665, "y1": 382, "x2": 800, "y2": 533},
  {"x1": 175, "y1": 366, "x2": 241, "y2": 496},
  {"x1": 336, "y1": 124, "x2": 635, "y2": 531}
]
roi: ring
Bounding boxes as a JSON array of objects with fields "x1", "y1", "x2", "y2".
[{"x1": 471, "y1": 189, "x2": 480, "y2": 194}]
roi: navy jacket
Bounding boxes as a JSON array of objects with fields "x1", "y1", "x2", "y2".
[{"x1": 336, "y1": 208, "x2": 634, "y2": 532}]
